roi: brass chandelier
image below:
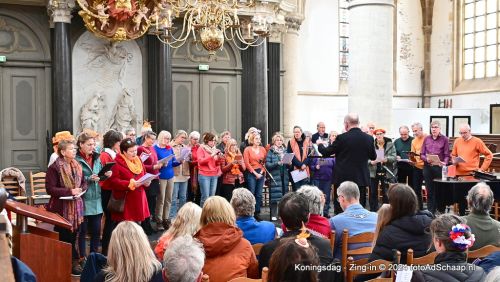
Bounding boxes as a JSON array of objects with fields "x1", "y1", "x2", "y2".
[
  {"x1": 76, "y1": 0, "x2": 273, "y2": 55},
  {"x1": 153, "y1": 0, "x2": 273, "y2": 54}
]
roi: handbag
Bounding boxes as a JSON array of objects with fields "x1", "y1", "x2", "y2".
[{"x1": 107, "y1": 192, "x2": 126, "y2": 213}]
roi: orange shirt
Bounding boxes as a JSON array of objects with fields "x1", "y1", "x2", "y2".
[
  {"x1": 451, "y1": 136, "x2": 493, "y2": 175},
  {"x1": 411, "y1": 134, "x2": 427, "y2": 169},
  {"x1": 243, "y1": 146, "x2": 267, "y2": 174}
]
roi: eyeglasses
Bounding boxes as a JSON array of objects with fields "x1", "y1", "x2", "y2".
[
  {"x1": 431, "y1": 126, "x2": 439, "y2": 129},
  {"x1": 375, "y1": 133, "x2": 384, "y2": 136},
  {"x1": 459, "y1": 131, "x2": 469, "y2": 134},
  {"x1": 369, "y1": 127, "x2": 375, "y2": 130}
]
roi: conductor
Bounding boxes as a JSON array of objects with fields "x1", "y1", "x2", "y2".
[{"x1": 317, "y1": 113, "x2": 377, "y2": 213}]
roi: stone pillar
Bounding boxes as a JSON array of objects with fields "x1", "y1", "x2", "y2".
[
  {"x1": 421, "y1": 0, "x2": 435, "y2": 108},
  {"x1": 267, "y1": 42, "x2": 281, "y2": 144},
  {"x1": 241, "y1": 41, "x2": 269, "y2": 143},
  {"x1": 282, "y1": 17, "x2": 301, "y2": 139},
  {"x1": 48, "y1": 0, "x2": 75, "y2": 133},
  {"x1": 348, "y1": 0, "x2": 394, "y2": 130}
]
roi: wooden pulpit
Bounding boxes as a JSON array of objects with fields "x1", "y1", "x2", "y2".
[{"x1": 5, "y1": 200, "x2": 72, "y2": 282}]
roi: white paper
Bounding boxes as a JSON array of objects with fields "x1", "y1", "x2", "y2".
[
  {"x1": 395, "y1": 270, "x2": 413, "y2": 282},
  {"x1": 140, "y1": 152, "x2": 150, "y2": 162},
  {"x1": 311, "y1": 144, "x2": 322, "y2": 157},
  {"x1": 427, "y1": 154, "x2": 442, "y2": 165},
  {"x1": 398, "y1": 159, "x2": 412, "y2": 163},
  {"x1": 281, "y1": 153, "x2": 295, "y2": 165},
  {"x1": 454, "y1": 156, "x2": 466, "y2": 163},
  {"x1": 136, "y1": 173, "x2": 159, "y2": 185},
  {"x1": 290, "y1": 169, "x2": 308, "y2": 183},
  {"x1": 376, "y1": 149, "x2": 385, "y2": 162},
  {"x1": 158, "y1": 154, "x2": 174, "y2": 165},
  {"x1": 60, "y1": 190, "x2": 86, "y2": 200},
  {"x1": 178, "y1": 147, "x2": 191, "y2": 161}
]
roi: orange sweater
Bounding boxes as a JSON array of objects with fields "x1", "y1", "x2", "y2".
[
  {"x1": 451, "y1": 136, "x2": 493, "y2": 175},
  {"x1": 411, "y1": 134, "x2": 427, "y2": 169},
  {"x1": 243, "y1": 146, "x2": 267, "y2": 174}
]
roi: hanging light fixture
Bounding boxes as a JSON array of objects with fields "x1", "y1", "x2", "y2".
[{"x1": 152, "y1": 0, "x2": 274, "y2": 54}]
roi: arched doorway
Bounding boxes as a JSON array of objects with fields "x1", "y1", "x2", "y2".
[
  {"x1": 171, "y1": 40, "x2": 242, "y2": 140},
  {"x1": 0, "y1": 11, "x2": 51, "y2": 171}
]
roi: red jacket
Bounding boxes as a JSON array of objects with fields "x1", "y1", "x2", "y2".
[
  {"x1": 197, "y1": 147, "x2": 222, "y2": 177},
  {"x1": 99, "y1": 150, "x2": 115, "y2": 191},
  {"x1": 107, "y1": 154, "x2": 150, "y2": 222},
  {"x1": 137, "y1": 145, "x2": 159, "y2": 175}
]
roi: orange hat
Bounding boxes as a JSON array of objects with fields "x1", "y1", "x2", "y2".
[
  {"x1": 82, "y1": 128, "x2": 99, "y2": 138},
  {"x1": 373, "y1": 128, "x2": 386, "y2": 135},
  {"x1": 52, "y1": 131, "x2": 75, "y2": 145}
]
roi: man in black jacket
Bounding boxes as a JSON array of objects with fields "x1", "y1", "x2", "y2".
[{"x1": 317, "y1": 113, "x2": 377, "y2": 212}]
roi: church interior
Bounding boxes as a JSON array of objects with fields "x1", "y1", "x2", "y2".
[{"x1": 1, "y1": 0, "x2": 500, "y2": 281}]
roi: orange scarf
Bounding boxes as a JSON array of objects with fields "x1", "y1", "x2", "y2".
[
  {"x1": 120, "y1": 153, "x2": 143, "y2": 175},
  {"x1": 290, "y1": 137, "x2": 310, "y2": 175},
  {"x1": 226, "y1": 151, "x2": 242, "y2": 175}
]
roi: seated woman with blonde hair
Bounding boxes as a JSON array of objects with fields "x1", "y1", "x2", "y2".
[
  {"x1": 95, "y1": 221, "x2": 163, "y2": 282},
  {"x1": 154, "y1": 202, "x2": 202, "y2": 260},
  {"x1": 195, "y1": 196, "x2": 259, "y2": 281}
]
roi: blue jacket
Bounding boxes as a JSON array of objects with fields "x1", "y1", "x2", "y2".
[
  {"x1": 265, "y1": 148, "x2": 290, "y2": 203},
  {"x1": 76, "y1": 151, "x2": 103, "y2": 216},
  {"x1": 11, "y1": 256, "x2": 36, "y2": 282},
  {"x1": 236, "y1": 216, "x2": 276, "y2": 245},
  {"x1": 154, "y1": 145, "x2": 181, "y2": 180},
  {"x1": 309, "y1": 157, "x2": 335, "y2": 181},
  {"x1": 329, "y1": 204, "x2": 378, "y2": 259}
]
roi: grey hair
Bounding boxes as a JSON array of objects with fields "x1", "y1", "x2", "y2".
[
  {"x1": 174, "y1": 130, "x2": 188, "y2": 139},
  {"x1": 467, "y1": 182, "x2": 494, "y2": 214},
  {"x1": 189, "y1": 131, "x2": 200, "y2": 140},
  {"x1": 411, "y1": 122, "x2": 423, "y2": 130},
  {"x1": 485, "y1": 266, "x2": 500, "y2": 282},
  {"x1": 430, "y1": 120, "x2": 441, "y2": 128},
  {"x1": 297, "y1": 185, "x2": 324, "y2": 215},
  {"x1": 399, "y1": 125, "x2": 410, "y2": 132},
  {"x1": 163, "y1": 236, "x2": 205, "y2": 282},
  {"x1": 344, "y1": 113, "x2": 360, "y2": 126},
  {"x1": 124, "y1": 128, "x2": 136, "y2": 136},
  {"x1": 337, "y1": 181, "x2": 360, "y2": 201},
  {"x1": 230, "y1": 188, "x2": 256, "y2": 217}
]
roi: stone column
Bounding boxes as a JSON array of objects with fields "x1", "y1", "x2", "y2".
[
  {"x1": 241, "y1": 41, "x2": 269, "y2": 143},
  {"x1": 348, "y1": 0, "x2": 394, "y2": 130},
  {"x1": 267, "y1": 42, "x2": 281, "y2": 144},
  {"x1": 282, "y1": 17, "x2": 301, "y2": 139},
  {"x1": 48, "y1": 0, "x2": 75, "y2": 133}
]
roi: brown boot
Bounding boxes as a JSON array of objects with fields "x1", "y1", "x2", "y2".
[
  {"x1": 162, "y1": 219, "x2": 171, "y2": 230},
  {"x1": 71, "y1": 259, "x2": 83, "y2": 276}
]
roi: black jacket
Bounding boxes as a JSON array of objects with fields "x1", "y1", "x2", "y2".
[
  {"x1": 411, "y1": 252, "x2": 486, "y2": 282},
  {"x1": 370, "y1": 211, "x2": 434, "y2": 263},
  {"x1": 318, "y1": 127, "x2": 376, "y2": 187}
]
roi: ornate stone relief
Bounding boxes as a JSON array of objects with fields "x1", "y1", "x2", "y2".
[
  {"x1": 0, "y1": 17, "x2": 37, "y2": 53},
  {"x1": 80, "y1": 93, "x2": 106, "y2": 133}
]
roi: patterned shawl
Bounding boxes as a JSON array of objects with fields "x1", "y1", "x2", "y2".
[{"x1": 55, "y1": 157, "x2": 84, "y2": 231}]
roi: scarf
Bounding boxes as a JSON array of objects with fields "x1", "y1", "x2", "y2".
[
  {"x1": 271, "y1": 145, "x2": 286, "y2": 159},
  {"x1": 290, "y1": 137, "x2": 310, "y2": 175},
  {"x1": 225, "y1": 151, "x2": 242, "y2": 175},
  {"x1": 200, "y1": 144, "x2": 218, "y2": 155},
  {"x1": 104, "y1": 148, "x2": 117, "y2": 159},
  {"x1": 55, "y1": 157, "x2": 84, "y2": 230},
  {"x1": 120, "y1": 153, "x2": 143, "y2": 175}
]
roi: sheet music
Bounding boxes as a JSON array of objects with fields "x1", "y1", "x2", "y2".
[
  {"x1": 140, "y1": 152, "x2": 150, "y2": 162},
  {"x1": 136, "y1": 173, "x2": 159, "y2": 185},
  {"x1": 290, "y1": 169, "x2": 308, "y2": 183},
  {"x1": 376, "y1": 149, "x2": 385, "y2": 162},
  {"x1": 427, "y1": 154, "x2": 442, "y2": 165},
  {"x1": 158, "y1": 154, "x2": 174, "y2": 165},
  {"x1": 281, "y1": 153, "x2": 294, "y2": 165},
  {"x1": 60, "y1": 190, "x2": 87, "y2": 200}
]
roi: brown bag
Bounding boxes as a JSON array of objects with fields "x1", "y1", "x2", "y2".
[{"x1": 107, "y1": 193, "x2": 126, "y2": 213}]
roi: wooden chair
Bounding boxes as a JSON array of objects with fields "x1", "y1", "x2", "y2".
[
  {"x1": 407, "y1": 249, "x2": 437, "y2": 265},
  {"x1": 491, "y1": 201, "x2": 500, "y2": 220},
  {"x1": 29, "y1": 171, "x2": 50, "y2": 206},
  {"x1": 341, "y1": 229, "x2": 374, "y2": 270},
  {"x1": 0, "y1": 176, "x2": 27, "y2": 203},
  {"x1": 228, "y1": 267, "x2": 268, "y2": 282},
  {"x1": 467, "y1": 245, "x2": 500, "y2": 261},
  {"x1": 346, "y1": 250, "x2": 400, "y2": 282},
  {"x1": 329, "y1": 230, "x2": 336, "y2": 253},
  {"x1": 252, "y1": 243, "x2": 264, "y2": 256}
]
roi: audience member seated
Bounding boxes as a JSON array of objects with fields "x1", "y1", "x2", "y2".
[
  {"x1": 95, "y1": 221, "x2": 163, "y2": 282},
  {"x1": 476, "y1": 252, "x2": 500, "y2": 273},
  {"x1": 230, "y1": 188, "x2": 276, "y2": 245},
  {"x1": 297, "y1": 185, "x2": 331, "y2": 239},
  {"x1": 154, "y1": 202, "x2": 202, "y2": 260},
  {"x1": 194, "y1": 196, "x2": 258, "y2": 281},
  {"x1": 329, "y1": 181, "x2": 377, "y2": 259},
  {"x1": 463, "y1": 182, "x2": 500, "y2": 251},
  {"x1": 163, "y1": 235, "x2": 205, "y2": 282},
  {"x1": 370, "y1": 184, "x2": 433, "y2": 263},
  {"x1": 372, "y1": 204, "x2": 391, "y2": 245},
  {"x1": 259, "y1": 192, "x2": 333, "y2": 281},
  {"x1": 268, "y1": 237, "x2": 320, "y2": 282},
  {"x1": 411, "y1": 214, "x2": 485, "y2": 281},
  {"x1": 485, "y1": 266, "x2": 500, "y2": 282}
]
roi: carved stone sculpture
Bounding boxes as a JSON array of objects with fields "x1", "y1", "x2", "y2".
[
  {"x1": 80, "y1": 92, "x2": 105, "y2": 132},
  {"x1": 108, "y1": 88, "x2": 138, "y2": 132}
]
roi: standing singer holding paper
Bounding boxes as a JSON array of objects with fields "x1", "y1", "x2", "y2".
[
  {"x1": 420, "y1": 120, "x2": 450, "y2": 214},
  {"x1": 287, "y1": 126, "x2": 311, "y2": 191},
  {"x1": 46, "y1": 139, "x2": 87, "y2": 275},
  {"x1": 243, "y1": 133, "x2": 267, "y2": 220},
  {"x1": 451, "y1": 124, "x2": 492, "y2": 176}
]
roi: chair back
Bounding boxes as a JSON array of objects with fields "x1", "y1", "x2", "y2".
[
  {"x1": 346, "y1": 251, "x2": 400, "y2": 282},
  {"x1": 29, "y1": 171, "x2": 49, "y2": 205},
  {"x1": 329, "y1": 230, "x2": 336, "y2": 253},
  {"x1": 252, "y1": 243, "x2": 264, "y2": 256},
  {"x1": 341, "y1": 229, "x2": 374, "y2": 269},
  {"x1": 0, "y1": 176, "x2": 27, "y2": 202},
  {"x1": 228, "y1": 267, "x2": 268, "y2": 282},
  {"x1": 407, "y1": 249, "x2": 437, "y2": 265},
  {"x1": 467, "y1": 245, "x2": 500, "y2": 260}
]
